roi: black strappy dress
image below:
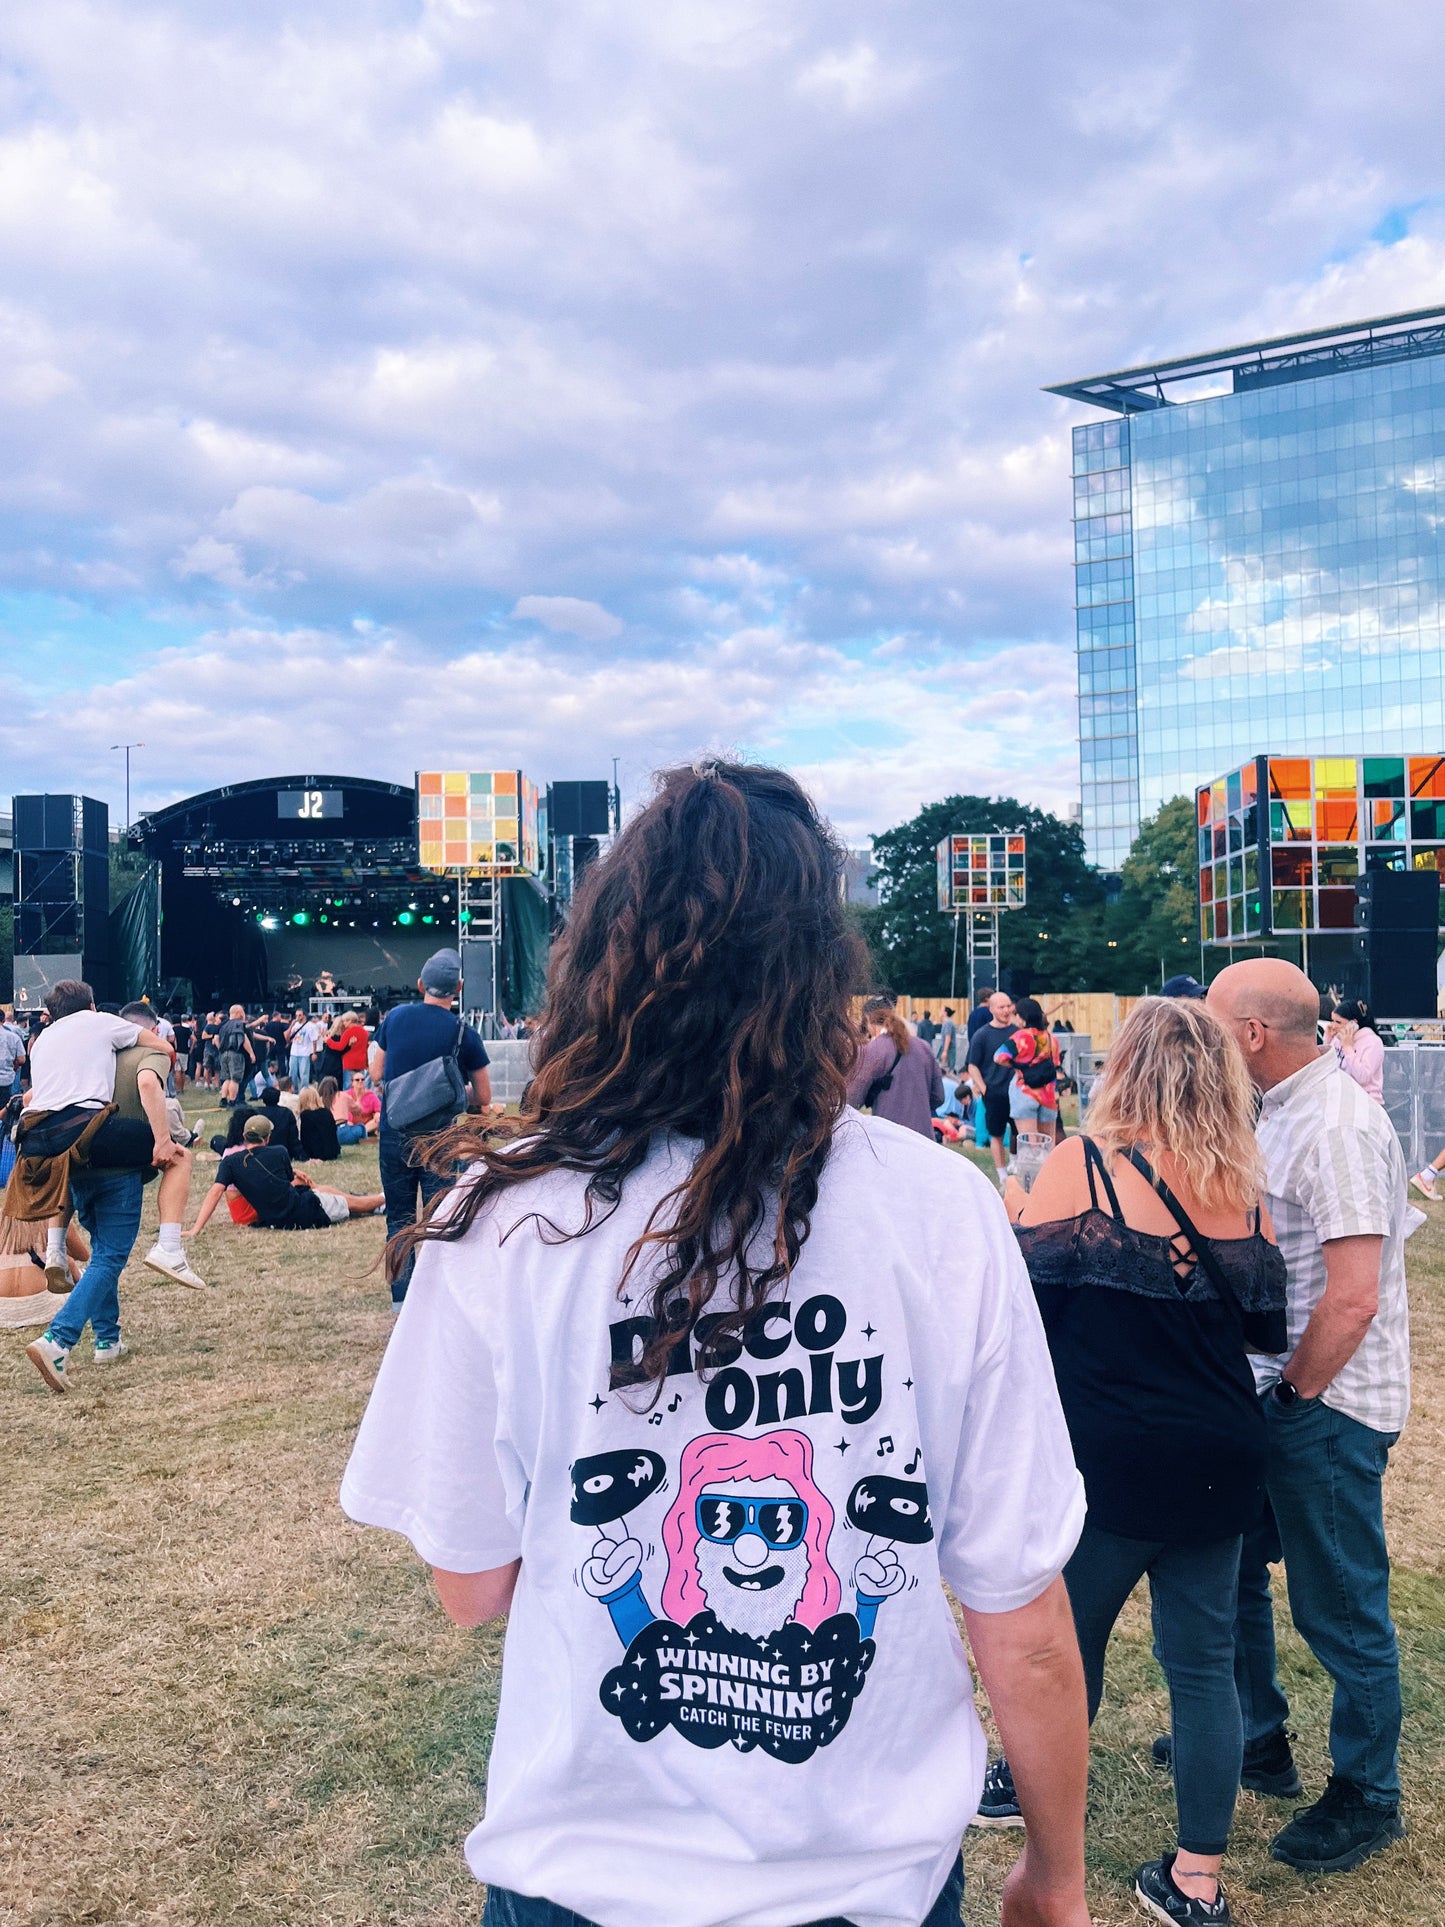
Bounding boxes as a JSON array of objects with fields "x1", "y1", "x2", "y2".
[{"x1": 1015, "y1": 1138, "x2": 1288, "y2": 1544}]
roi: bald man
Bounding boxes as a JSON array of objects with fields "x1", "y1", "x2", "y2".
[{"x1": 1207, "y1": 959, "x2": 1408, "y2": 1875}]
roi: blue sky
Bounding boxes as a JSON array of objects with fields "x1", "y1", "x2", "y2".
[{"x1": 3, "y1": 0, "x2": 1445, "y2": 838}]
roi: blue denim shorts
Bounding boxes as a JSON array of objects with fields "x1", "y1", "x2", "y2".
[{"x1": 482, "y1": 1852, "x2": 965, "y2": 1927}]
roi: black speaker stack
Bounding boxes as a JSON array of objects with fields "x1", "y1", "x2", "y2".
[
  {"x1": 12, "y1": 792, "x2": 110, "y2": 997},
  {"x1": 1352, "y1": 868, "x2": 1441, "y2": 1016}
]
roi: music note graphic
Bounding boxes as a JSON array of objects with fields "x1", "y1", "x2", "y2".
[
  {"x1": 904, "y1": 1448, "x2": 921, "y2": 1475},
  {"x1": 648, "y1": 1413, "x2": 663, "y2": 1426},
  {"x1": 667, "y1": 1393, "x2": 683, "y2": 1413},
  {"x1": 876, "y1": 1435, "x2": 894, "y2": 1458}
]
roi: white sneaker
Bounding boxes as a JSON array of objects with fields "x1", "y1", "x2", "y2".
[
  {"x1": 43, "y1": 1255, "x2": 69, "y2": 1292},
  {"x1": 26, "y1": 1331, "x2": 70, "y2": 1394},
  {"x1": 93, "y1": 1338, "x2": 130, "y2": 1365},
  {"x1": 143, "y1": 1244, "x2": 208, "y2": 1290},
  {"x1": 1410, "y1": 1169, "x2": 1438, "y2": 1201}
]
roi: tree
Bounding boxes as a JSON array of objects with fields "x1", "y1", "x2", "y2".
[
  {"x1": 864, "y1": 795, "x2": 1106, "y2": 996},
  {"x1": 1107, "y1": 796, "x2": 1200, "y2": 993}
]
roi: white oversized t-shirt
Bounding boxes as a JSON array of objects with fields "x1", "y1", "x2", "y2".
[
  {"x1": 27, "y1": 1011, "x2": 141, "y2": 1112},
  {"x1": 341, "y1": 1114, "x2": 1084, "y2": 1927}
]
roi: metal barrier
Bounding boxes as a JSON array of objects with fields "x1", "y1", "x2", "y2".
[
  {"x1": 1381, "y1": 1044, "x2": 1445, "y2": 1174},
  {"x1": 485, "y1": 1037, "x2": 535, "y2": 1105}
]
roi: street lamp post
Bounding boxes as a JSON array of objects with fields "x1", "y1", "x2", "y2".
[{"x1": 110, "y1": 741, "x2": 144, "y2": 833}]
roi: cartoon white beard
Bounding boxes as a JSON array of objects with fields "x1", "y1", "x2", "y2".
[{"x1": 694, "y1": 1535, "x2": 810, "y2": 1641}]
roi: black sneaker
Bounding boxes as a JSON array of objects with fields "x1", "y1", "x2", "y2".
[
  {"x1": 1241, "y1": 1724, "x2": 1303, "y2": 1798},
  {"x1": 972, "y1": 1755, "x2": 1023, "y2": 1828},
  {"x1": 1150, "y1": 1727, "x2": 1303, "y2": 1798},
  {"x1": 1270, "y1": 1775, "x2": 1405, "y2": 1874},
  {"x1": 1134, "y1": 1854, "x2": 1232, "y2": 1924}
]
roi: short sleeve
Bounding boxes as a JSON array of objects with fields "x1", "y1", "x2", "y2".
[
  {"x1": 1294, "y1": 1120, "x2": 1394, "y2": 1243},
  {"x1": 340, "y1": 1239, "x2": 523, "y2": 1573},
  {"x1": 936, "y1": 1229, "x2": 1085, "y2": 1613},
  {"x1": 461, "y1": 1025, "x2": 490, "y2": 1072},
  {"x1": 105, "y1": 1015, "x2": 141, "y2": 1050},
  {"x1": 964, "y1": 1030, "x2": 987, "y2": 1073}
]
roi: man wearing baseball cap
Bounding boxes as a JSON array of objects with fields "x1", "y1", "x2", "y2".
[
  {"x1": 368, "y1": 949, "x2": 491, "y2": 1307},
  {"x1": 1161, "y1": 974, "x2": 1208, "y2": 1000}
]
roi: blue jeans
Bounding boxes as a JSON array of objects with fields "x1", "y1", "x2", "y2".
[
  {"x1": 47, "y1": 1167, "x2": 145, "y2": 1349},
  {"x1": 482, "y1": 1853, "x2": 965, "y2": 1927},
  {"x1": 1066, "y1": 1522, "x2": 1242, "y2": 1855},
  {"x1": 290, "y1": 1053, "x2": 312, "y2": 1089},
  {"x1": 337, "y1": 1123, "x2": 367, "y2": 1145},
  {"x1": 1235, "y1": 1393, "x2": 1401, "y2": 1805},
  {"x1": 379, "y1": 1128, "x2": 452, "y2": 1305}
]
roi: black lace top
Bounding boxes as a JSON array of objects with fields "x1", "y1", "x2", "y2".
[{"x1": 1015, "y1": 1139, "x2": 1288, "y2": 1542}]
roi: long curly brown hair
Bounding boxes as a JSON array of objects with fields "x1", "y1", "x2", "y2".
[{"x1": 393, "y1": 760, "x2": 866, "y2": 1387}]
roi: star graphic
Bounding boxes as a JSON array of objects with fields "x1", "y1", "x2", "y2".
[
  {"x1": 686, "y1": 1630, "x2": 699, "y2": 1646},
  {"x1": 633, "y1": 1653, "x2": 646, "y2": 1669},
  {"x1": 611, "y1": 1682, "x2": 625, "y2": 1700},
  {"x1": 903, "y1": 1377, "x2": 914, "y2": 1390},
  {"x1": 589, "y1": 1395, "x2": 605, "y2": 1413},
  {"x1": 834, "y1": 1438, "x2": 850, "y2": 1455},
  {"x1": 862, "y1": 1322, "x2": 876, "y2": 1340},
  {"x1": 800, "y1": 1639, "x2": 811, "y2": 1653}
]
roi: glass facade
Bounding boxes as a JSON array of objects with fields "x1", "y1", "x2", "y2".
[
  {"x1": 1196, "y1": 753, "x2": 1445, "y2": 942},
  {"x1": 1066, "y1": 334, "x2": 1445, "y2": 869}
]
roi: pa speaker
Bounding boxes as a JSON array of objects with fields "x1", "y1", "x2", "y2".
[
  {"x1": 1355, "y1": 868, "x2": 1442, "y2": 932},
  {"x1": 548, "y1": 780, "x2": 612, "y2": 839},
  {"x1": 461, "y1": 938, "x2": 496, "y2": 1014},
  {"x1": 1350, "y1": 928, "x2": 1439, "y2": 1017}
]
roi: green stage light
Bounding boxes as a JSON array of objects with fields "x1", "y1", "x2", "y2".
[
  {"x1": 292, "y1": 911, "x2": 310, "y2": 926},
  {"x1": 422, "y1": 914, "x2": 435, "y2": 925},
  {"x1": 398, "y1": 910, "x2": 415, "y2": 926},
  {"x1": 459, "y1": 908, "x2": 472, "y2": 924}
]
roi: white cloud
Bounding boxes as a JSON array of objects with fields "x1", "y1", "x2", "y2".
[{"x1": 511, "y1": 594, "x2": 623, "y2": 640}]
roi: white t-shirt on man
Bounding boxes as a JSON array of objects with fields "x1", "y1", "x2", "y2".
[
  {"x1": 341, "y1": 1113, "x2": 1084, "y2": 1927},
  {"x1": 27, "y1": 1011, "x2": 141, "y2": 1113}
]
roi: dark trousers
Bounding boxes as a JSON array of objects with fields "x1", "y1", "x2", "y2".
[
  {"x1": 1235, "y1": 1394, "x2": 1401, "y2": 1805},
  {"x1": 482, "y1": 1854, "x2": 964, "y2": 1927},
  {"x1": 1065, "y1": 1521, "x2": 1242, "y2": 1856},
  {"x1": 379, "y1": 1128, "x2": 451, "y2": 1305}
]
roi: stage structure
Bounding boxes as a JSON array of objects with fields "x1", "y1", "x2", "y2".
[
  {"x1": 1198, "y1": 755, "x2": 1445, "y2": 1013},
  {"x1": 936, "y1": 833, "x2": 1027, "y2": 1005},
  {"x1": 132, "y1": 775, "x2": 449, "y2": 1006},
  {"x1": 416, "y1": 769, "x2": 547, "y2": 1022}
]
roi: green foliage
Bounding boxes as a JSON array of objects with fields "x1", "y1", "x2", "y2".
[
  {"x1": 1105, "y1": 795, "x2": 1201, "y2": 993},
  {"x1": 867, "y1": 795, "x2": 1105, "y2": 995},
  {"x1": 864, "y1": 793, "x2": 1200, "y2": 996}
]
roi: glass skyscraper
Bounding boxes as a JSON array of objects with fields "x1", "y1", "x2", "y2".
[{"x1": 1049, "y1": 307, "x2": 1445, "y2": 870}]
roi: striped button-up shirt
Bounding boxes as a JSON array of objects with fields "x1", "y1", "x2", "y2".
[{"x1": 1253, "y1": 1049, "x2": 1410, "y2": 1433}]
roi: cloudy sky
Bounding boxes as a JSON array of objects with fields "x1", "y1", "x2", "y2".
[{"x1": 4, "y1": 0, "x2": 1445, "y2": 840}]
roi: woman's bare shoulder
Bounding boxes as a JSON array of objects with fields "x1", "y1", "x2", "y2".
[{"x1": 1015, "y1": 1134, "x2": 1094, "y2": 1226}]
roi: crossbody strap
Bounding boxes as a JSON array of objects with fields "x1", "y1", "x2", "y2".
[{"x1": 1121, "y1": 1147, "x2": 1249, "y2": 1321}]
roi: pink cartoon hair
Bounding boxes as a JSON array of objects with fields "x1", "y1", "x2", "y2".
[{"x1": 660, "y1": 1429, "x2": 841, "y2": 1628}]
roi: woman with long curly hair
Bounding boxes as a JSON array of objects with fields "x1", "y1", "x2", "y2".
[
  {"x1": 342, "y1": 761, "x2": 1091, "y2": 1927},
  {"x1": 981, "y1": 996, "x2": 1288, "y2": 1927}
]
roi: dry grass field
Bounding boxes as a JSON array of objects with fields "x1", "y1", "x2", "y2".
[{"x1": 3, "y1": 1102, "x2": 1443, "y2": 1926}]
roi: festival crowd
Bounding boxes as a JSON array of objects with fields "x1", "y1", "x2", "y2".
[{"x1": 5, "y1": 761, "x2": 1421, "y2": 1927}]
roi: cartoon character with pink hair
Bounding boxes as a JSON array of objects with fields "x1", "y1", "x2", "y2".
[{"x1": 581, "y1": 1429, "x2": 906, "y2": 1646}]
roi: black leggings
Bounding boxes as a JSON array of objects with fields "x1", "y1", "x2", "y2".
[{"x1": 1064, "y1": 1521, "x2": 1243, "y2": 1855}]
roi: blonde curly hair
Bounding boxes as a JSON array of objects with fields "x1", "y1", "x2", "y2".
[{"x1": 1086, "y1": 995, "x2": 1265, "y2": 1214}]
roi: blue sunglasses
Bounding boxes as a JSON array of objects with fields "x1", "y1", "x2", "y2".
[{"x1": 696, "y1": 1493, "x2": 809, "y2": 1551}]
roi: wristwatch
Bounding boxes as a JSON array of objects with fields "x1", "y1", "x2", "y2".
[{"x1": 1271, "y1": 1378, "x2": 1301, "y2": 1408}]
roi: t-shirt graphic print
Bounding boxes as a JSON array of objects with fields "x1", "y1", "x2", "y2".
[
  {"x1": 576, "y1": 1370, "x2": 927, "y2": 1762},
  {"x1": 340, "y1": 1114, "x2": 1083, "y2": 1927}
]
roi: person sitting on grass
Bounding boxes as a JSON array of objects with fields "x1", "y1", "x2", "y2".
[
  {"x1": 188, "y1": 1114, "x2": 382, "y2": 1235},
  {"x1": 209, "y1": 1086, "x2": 302, "y2": 1161},
  {"x1": 333, "y1": 1071, "x2": 381, "y2": 1144},
  {"x1": 298, "y1": 1081, "x2": 341, "y2": 1162}
]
